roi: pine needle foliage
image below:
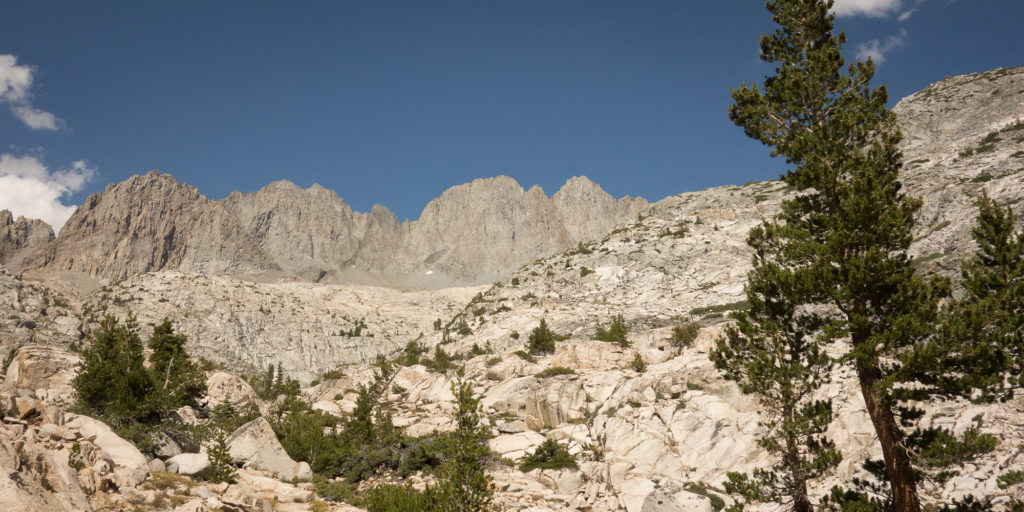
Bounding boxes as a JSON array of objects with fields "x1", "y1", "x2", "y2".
[
  {"x1": 944, "y1": 193, "x2": 1024, "y2": 400},
  {"x1": 148, "y1": 320, "x2": 207, "y2": 412},
  {"x1": 73, "y1": 314, "x2": 154, "y2": 426},
  {"x1": 519, "y1": 439, "x2": 578, "y2": 472},
  {"x1": 712, "y1": 219, "x2": 839, "y2": 512},
  {"x1": 528, "y1": 318, "x2": 563, "y2": 355},
  {"x1": 722, "y1": 1, "x2": 953, "y2": 510},
  {"x1": 595, "y1": 315, "x2": 630, "y2": 347}
]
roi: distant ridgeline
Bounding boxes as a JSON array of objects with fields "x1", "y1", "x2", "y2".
[{"x1": 7, "y1": 174, "x2": 647, "y2": 287}]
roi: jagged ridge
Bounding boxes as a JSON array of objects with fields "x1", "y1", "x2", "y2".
[{"x1": 16, "y1": 175, "x2": 647, "y2": 286}]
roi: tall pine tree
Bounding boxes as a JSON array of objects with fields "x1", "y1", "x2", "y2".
[
  {"x1": 148, "y1": 319, "x2": 207, "y2": 412},
  {"x1": 725, "y1": 1, "x2": 948, "y2": 510},
  {"x1": 946, "y1": 193, "x2": 1024, "y2": 399},
  {"x1": 712, "y1": 220, "x2": 839, "y2": 511}
]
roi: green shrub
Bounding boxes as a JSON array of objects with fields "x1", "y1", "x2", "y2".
[
  {"x1": 68, "y1": 442, "x2": 85, "y2": 471},
  {"x1": 594, "y1": 315, "x2": 629, "y2": 347},
  {"x1": 535, "y1": 366, "x2": 576, "y2": 378},
  {"x1": 519, "y1": 439, "x2": 578, "y2": 472},
  {"x1": 73, "y1": 315, "x2": 154, "y2": 425},
  {"x1": 514, "y1": 350, "x2": 536, "y2": 362},
  {"x1": 999, "y1": 470, "x2": 1024, "y2": 489},
  {"x1": 401, "y1": 340, "x2": 426, "y2": 366},
  {"x1": 670, "y1": 322, "x2": 700, "y2": 347},
  {"x1": 629, "y1": 354, "x2": 647, "y2": 373},
  {"x1": 148, "y1": 320, "x2": 207, "y2": 411},
  {"x1": 361, "y1": 484, "x2": 433, "y2": 512},
  {"x1": 423, "y1": 345, "x2": 458, "y2": 372},
  {"x1": 528, "y1": 318, "x2": 559, "y2": 355}
]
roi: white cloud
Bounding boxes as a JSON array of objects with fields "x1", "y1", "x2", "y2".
[
  {"x1": 0, "y1": 54, "x2": 65, "y2": 131},
  {"x1": 855, "y1": 29, "x2": 908, "y2": 64},
  {"x1": 832, "y1": 0, "x2": 903, "y2": 18},
  {"x1": 0, "y1": 154, "x2": 95, "y2": 231},
  {"x1": 897, "y1": 0, "x2": 930, "y2": 21}
]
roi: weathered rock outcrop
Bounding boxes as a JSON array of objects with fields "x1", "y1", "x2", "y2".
[
  {"x1": 3, "y1": 345, "x2": 81, "y2": 403},
  {"x1": 0, "y1": 210, "x2": 53, "y2": 268},
  {"x1": 21, "y1": 173, "x2": 273, "y2": 282},
  {"x1": 226, "y1": 417, "x2": 313, "y2": 481}
]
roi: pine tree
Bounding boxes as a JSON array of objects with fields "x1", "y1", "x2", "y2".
[
  {"x1": 430, "y1": 379, "x2": 493, "y2": 512},
  {"x1": 73, "y1": 314, "x2": 155, "y2": 426},
  {"x1": 946, "y1": 193, "x2": 1024, "y2": 399},
  {"x1": 527, "y1": 318, "x2": 557, "y2": 355},
  {"x1": 207, "y1": 398, "x2": 239, "y2": 483},
  {"x1": 148, "y1": 319, "x2": 207, "y2": 411},
  {"x1": 711, "y1": 222, "x2": 839, "y2": 511},
  {"x1": 726, "y1": 2, "x2": 949, "y2": 510},
  {"x1": 595, "y1": 314, "x2": 630, "y2": 347}
]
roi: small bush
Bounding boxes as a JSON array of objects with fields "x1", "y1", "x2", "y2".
[
  {"x1": 519, "y1": 439, "x2": 578, "y2": 472},
  {"x1": 670, "y1": 322, "x2": 700, "y2": 347},
  {"x1": 536, "y1": 366, "x2": 576, "y2": 378},
  {"x1": 629, "y1": 354, "x2": 647, "y2": 373},
  {"x1": 580, "y1": 266, "x2": 594, "y2": 277},
  {"x1": 594, "y1": 315, "x2": 629, "y2": 347},
  {"x1": 528, "y1": 318, "x2": 562, "y2": 355},
  {"x1": 999, "y1": 470, "x2": 1024, "y2": 489},
  {"x1": 514, "y1": 350, "x2": 536, "y2": 363}
]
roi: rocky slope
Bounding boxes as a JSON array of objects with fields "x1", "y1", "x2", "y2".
[
  {"x1": 19, "y1": 174, "x2": 647, "y2": 287},
  {"x1": 81, "y1": 270, "x2": 483, "y2": 383}
]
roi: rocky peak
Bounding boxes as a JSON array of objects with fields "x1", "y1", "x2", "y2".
[
  {"x1": 0, "y1": 210, "x2": 54, "y2": 268},
  {"x1": 553, "y1": 176, "x2": 649, "y2": 242},
  {"x1": 21, "y1": 171, "x2": 273, "y2": 282}
]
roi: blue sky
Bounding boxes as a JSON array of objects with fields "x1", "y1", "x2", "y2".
[{"x1": 1, "y1": 1, "x2": 1022, "y2": 229}]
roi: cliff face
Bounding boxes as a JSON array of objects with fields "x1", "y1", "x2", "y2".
[
  {"x1": 0, "y1": 210, "x2": 54, "y2": 268},
  {"x1": 20, "y1": 172, "x2": 647, "y2": 286},
  {"x1": 21, "y1": 173, "x2": 274, "y2": 282}
]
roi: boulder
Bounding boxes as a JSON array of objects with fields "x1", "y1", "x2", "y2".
[
  {"x1": 488, "y1": 430, "x2": 546, "y2": 461},
  {"x1": 167, "y1": 453, "x2": 210, "y2": 476},
  {"x1": 65, "y1": 414, "x2": 150, "y2": 488},
  {"x1": 311, "y1": 400, "x2": 342, "y2": 416},
  {"x1": 150, "y1": 431, "x2": 183, "y2": 458},
  {"x1": 226, "y1": 417, "x2": 311, "y2": 481},
  {"x1": 3, "y1": 345, "x2": 81, "y2": 403},
  {"x1": 641, "y1": 489, "x2": 714, "y2": 512},
  {"x1": 205, "y1": 371, "x2": 259, "y2": 410},
  {"x1": 149, "y1": 458, "x2": 167, "y2": 473}
]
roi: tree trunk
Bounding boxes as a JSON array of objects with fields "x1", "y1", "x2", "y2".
[
  {"x1": 857, "y1": 363, "x2": 921, "y2": 512},
  {"x1": 783, "y1": 410, "x2": 813, "y2": 512}
]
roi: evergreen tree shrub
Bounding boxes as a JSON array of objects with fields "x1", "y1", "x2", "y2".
[
  {"x1": 519, "y1": 439, "x2": 577, "y2": 472},
  {"x1": 594, "y1": 315, "x2": 629, "y2": 347},
  {"x1": 528, "y1": 318, "x2": 561, "y2": 355}
]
